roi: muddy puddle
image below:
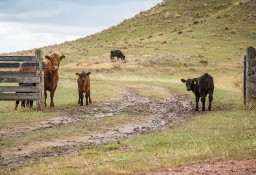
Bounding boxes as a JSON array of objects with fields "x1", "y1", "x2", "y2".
[{"x1": 0, "y1": 93, "x2": 194, "y2": 167}]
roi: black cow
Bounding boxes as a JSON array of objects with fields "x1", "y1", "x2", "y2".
[
  {"x1": 14, "y1": 67, "x2": 36, "y2": 110},
  {"x1": 15, "y1": 83, "x2": 36, "y2": 110},
  {"x1": 110, "y1": 50, "x2": 125, "y2": 61},
  {"x1": 181, "y1": 73, "x2": 214, "y2": 111}
]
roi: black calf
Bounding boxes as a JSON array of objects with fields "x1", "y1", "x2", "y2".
[{"x1": 181, "y1": 73, "x2": 214, "y2": 111}]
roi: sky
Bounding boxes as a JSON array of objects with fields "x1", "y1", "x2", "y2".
[{"x1": 0, "y1": 0, "x2": 162, "y2": 54}]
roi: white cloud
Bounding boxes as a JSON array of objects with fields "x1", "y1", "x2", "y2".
[
  {"x1": 0, "y1": 0, "x2": 163, "y2": 53},
  {"x1": 0, "y1": 22, "x2": 104, "y2": 53}
]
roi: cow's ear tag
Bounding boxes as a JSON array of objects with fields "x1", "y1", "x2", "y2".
[{"x1": 194, "y1": 80, "x2": 197, "y2": 85}]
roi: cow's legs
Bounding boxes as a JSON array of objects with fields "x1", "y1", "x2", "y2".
[
  {"x1": 30, "y1": 101, "x2": 33, "y2": 108},
  {"x1": 79, "y1": 92, "x2": 84, "y2": 106},
  {"x1": 15, "y1": 101, "x2": 19, "y2": 110},
  {"x1": 201, "y1": 94, "x2": 206, "y2": 111},
  {"x1": 85, "y1": 92, "x2": 89, "y2": 106},
  {"x1": 44, "y1": 90, "x2": 47, "y2": 107},
  {"x1": 78, "y1": 90, "x2": 81, "y2": 104},
  {"x1": 195, "y1": 95, "x2": 199, "y2": 111},
  {"x1": 89, "y1": 93, "x2": 92, "y2": 104},
  {"x1": 21, "y1": 101, "x2": 26, "y2": 108},
  {"x1": 208, "y1": 93, "x2": 213, "y2": 111},
  {"x1": 50, "y1": 91, "x2": 55, "y2": 107}
]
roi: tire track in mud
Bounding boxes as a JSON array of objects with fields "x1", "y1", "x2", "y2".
[{"x1": 0, "y1": 93, "x2": 194, "y2": 167}]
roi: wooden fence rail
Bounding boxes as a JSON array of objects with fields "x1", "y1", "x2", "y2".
[{"x1": 0, "y1": 49, "x2": 45, "y2": 110}]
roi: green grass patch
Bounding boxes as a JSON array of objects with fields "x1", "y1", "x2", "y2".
[{"x1": 10, "y1": 108, "x2": 256, "y2": 175}]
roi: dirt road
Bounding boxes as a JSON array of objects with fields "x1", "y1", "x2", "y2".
[
  {"x1": 144, "y1": 158, "x2": 256, "y2": 175},
  {"x1": 0, "y1": 93, "x2": 193, "y2": 167}
]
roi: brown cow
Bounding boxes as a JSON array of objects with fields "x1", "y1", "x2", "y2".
[
  {"x1": 44, "y1": 53, "x2": 65, "y2": 107},
  {"x1": 14, "y1": 68, "x2": 36, "y2": 110},
  {"x1": 76, "y1": 71, "x2": 91, "y2": 106}
]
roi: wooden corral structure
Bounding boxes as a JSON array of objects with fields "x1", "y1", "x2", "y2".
[
  {"x1": 244, "y1": 46, "x2": 256, "y2": 106},
  {"x1": 0, "y1": 49, "x2": 45, "y2": 110}
]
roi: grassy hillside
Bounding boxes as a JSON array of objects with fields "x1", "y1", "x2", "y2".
[{"x1": 7, "y1": 0, "x2": 255, "y2": 86}]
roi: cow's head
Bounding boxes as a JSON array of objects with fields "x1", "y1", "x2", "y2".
[
  {"x1": 45, "y1": 54, "x2": 65, "y2": 72},
  {"x1": 181, "y1": 78, "x2": 196, "y2": 91},
  {"x1": 76, "y1": 71, "x2": 90, "y2": 84}
]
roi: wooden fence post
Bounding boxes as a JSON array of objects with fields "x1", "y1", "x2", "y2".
[
  {"x1": 243, "y1": 55, "x2": 246, "y2": 105},
  {"x1": 244, "y1": 46, "x2": 256, "y2": 106},
  {"x1": 35, "y1": 49, "x2": 45, "y2": 110}
]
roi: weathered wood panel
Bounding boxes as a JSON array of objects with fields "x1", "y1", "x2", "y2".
[
  {"x1": 0, "y1": 93, "x2": 40, "y2": 100},
  {"x1": 0, "y1": 71, "x2": 36, "y2": 77},
  {"x1": 0, "y1": 62, "x2": 39, "y2": 69},
  {"x1": 249, "y1": 76, "x2": 256, "y2": 82},
  {"x1": 0, "y1": 77, "x2": 40, "y2": 83},
  {"x1": 35, "y1": 49, "x2": 45, "y2": 109},
  {"x1": 0, "y1": 56, "x2": 36, "y2": 62},
  {"x1": 244, "y1": 46, "x2": 256, "y2": 105},
  {"x1": 0, "y1": 49, "x2": 45, "y2": 109},
  {"x1": 0, "y1": 86, "x2": 37, "y2": 93},
  {"x1": 250, "y1": 94, "x2": 256, "y2": 98}
]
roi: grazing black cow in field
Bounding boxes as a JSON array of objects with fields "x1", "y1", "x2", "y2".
[
  {"x1": 110, "y1": 50, "x2": 125, "y2": 61},
  {"x1": 181, "y1": 73, "x2": 214, "y2": 111}
]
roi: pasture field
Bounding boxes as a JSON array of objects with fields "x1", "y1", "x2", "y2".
[{"x1": 1, "y1": 0, "x2": 256, "y2": 174}]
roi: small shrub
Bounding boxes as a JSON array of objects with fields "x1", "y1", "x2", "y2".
[
  {"x1": 231, "y1": 29, "x2": 237, "y2": 34},
  {"x1": 79, "y1": 150, "x2": 99, "y2": 158},
  {"x1": 198, "y1": 53, "x2": 205, "y2": 58},
  {"x1": 232, "y1": 81, "x2": 242, "y2": 88},
  {"x1": 193, "y1": 20, "x2": 199, "y2": 25},
  {"x1": 224, "y1": 27, "x2": 229, "y2": 30},
  {"x1": 113, "y1": 65, "x2": 121, "y2": 70},
  {"x1": 178, "y1": 31, "x2": 183, "y2": 34},
  {"x1": 104, "y1": 143, "x2": 120, "y2": 151},
  {"x1": 199, "y1": 59, "x2": 208, "y2": 65}
]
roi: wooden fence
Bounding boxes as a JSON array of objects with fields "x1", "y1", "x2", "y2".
[
  {"x1": 244, "y1": 46, "x2": 256, "y2": 105},
  {"x1": 0, "y1": 49, "x2": 45, "y2": 109}
]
